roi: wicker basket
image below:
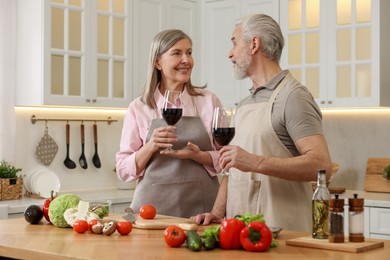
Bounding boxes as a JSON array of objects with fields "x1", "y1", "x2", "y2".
[{"x1": 0, "y1": 177, "x2": 23, "y2": 201}]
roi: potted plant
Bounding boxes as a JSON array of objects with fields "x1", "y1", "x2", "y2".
[{"x1": 0, "y1": 160, "x2": 23, "y2": 200}]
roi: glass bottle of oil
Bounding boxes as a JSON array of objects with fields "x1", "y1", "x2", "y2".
[{"x1": 312, "y1": 169, "x2": 330, "y2": 239}]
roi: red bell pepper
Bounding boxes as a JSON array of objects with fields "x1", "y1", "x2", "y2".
[
  {"x1": 239, "y1": 222, "x2": 273, "y2": 252},
  {"x1": 42, "y1": 191, "x2": 55, "y2": 223},
  {"x1": 218, "y1": 218, "x2": 246, "y2": 249}
]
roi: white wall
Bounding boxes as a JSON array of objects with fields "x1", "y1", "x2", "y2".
[
  {"x1": 323, "y1": 109, "x2": 390, "y2": 191},
  {"x1": 14, "y1": 107, "x2": 127, "y2": 192}
]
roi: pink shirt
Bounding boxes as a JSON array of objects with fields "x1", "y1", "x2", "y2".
[{"x1": 116, "y1": 87, "x2": 223, "y2": 182}]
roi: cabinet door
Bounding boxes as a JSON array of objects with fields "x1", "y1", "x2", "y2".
[
  {"x1": 201, "y1": 0, "x2": 243, "y2": 108},
  {"x1": 280, "y1": 0, "x2": 384, "y2": 108},
  {"x1": 166, "y1": 0, "x2": 199, "y2": 83},
  {"x1": 326, "y1": 0, "x2": 380, "y2": 107},
  {"x1": 369, "y1": 207, "x2": 390, "y2": 237},
  {"x1": 132, "y1": 0, "x2": 165, "y2": 99},
  {"x1": 279, "y1": 0, "x2": 327, "y2": 106},
  {"x1": 201, "y1": 0, "x2": 279, "y2": 107},
  {"x1": 92, "y1": 0, "x2": 133, "y2": 107},
  {"x1": 132, "y1": 0, "x2": 198, "y2": 99}
]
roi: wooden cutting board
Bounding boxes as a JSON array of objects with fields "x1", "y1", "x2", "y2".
[
  {"x1": 286, "y1": 236, "x2": 384, "y2": 253},
  {"x1": 364, "y1": 158, "x2": 390, "y2": 193},
  {"x1": 106, "y1": 214, "x2": 198, "y2": 231},
  {"x1": 133, "y1": 214, "x2": 198, "y2": 231}
]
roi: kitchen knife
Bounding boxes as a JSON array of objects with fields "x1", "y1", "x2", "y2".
[{"x1": 122, "y1": 207, "x2": 136, "y2": 223}]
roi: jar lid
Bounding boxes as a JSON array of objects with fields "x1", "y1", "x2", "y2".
[
  {"x1": 330, "y1": 194, "x2": 344, "y2": 211},
  {"x1": 348, "y1": 193, "x2": 364, "y2": 207}
]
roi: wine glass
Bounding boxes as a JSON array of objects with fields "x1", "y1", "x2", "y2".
[
  {"x1": 161, "y1": 90, "x2": 183, "y2": 151},
  {"x1": 212, "y1": 107, "x2": 236, "y2": 176}
]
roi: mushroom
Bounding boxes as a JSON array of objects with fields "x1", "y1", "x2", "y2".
[
  {"x1": 91, "y1": 221, "x2": 103, "y2": 234},
  {"x1": 102, "y1": 221, "x2": 117, "y2": 236}
]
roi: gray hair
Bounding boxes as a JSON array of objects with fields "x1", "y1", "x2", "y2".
[
  {"x1": 236, "y1": 14, "x2": 284, "y2": 63},
  {"x1": 141, "y1": 29, "x2": 204, "y2": 109}
]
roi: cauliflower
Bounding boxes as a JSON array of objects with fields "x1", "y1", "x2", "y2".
[{"x1": 63, "y1": 200, "x2": 99, "y2": 226}]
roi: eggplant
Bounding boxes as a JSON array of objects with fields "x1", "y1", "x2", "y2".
[{"x1": 24, "y1": 205, "x2": 44, "y2": 224}]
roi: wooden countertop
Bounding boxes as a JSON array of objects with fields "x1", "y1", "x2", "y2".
[{"x1": 0, "y1": 216, "x2": 389, "y2": 260}]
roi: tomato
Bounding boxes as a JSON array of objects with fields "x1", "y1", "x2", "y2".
[
  {"x1": 116, "y1": 221, "x2": 133, "y2": 236},
  {"x1": 139, "y1": 205, "x2": 156, "y2": 219},
  {"x1": 164, "y1": 225, "x2": 186, "y2": 247},
  {"x1": 88, "y1": 219, "x2": 99, "y2": 232},
  {"x1": 73, "y1": 220, "x2": 89, "y2": 234}
]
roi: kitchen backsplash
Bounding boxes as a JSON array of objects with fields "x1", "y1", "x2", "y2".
[
  {"x1": 14, "y1": 107, "x2": 390, "y2": 193},
  {"x1": 15, "y1": 107, "x2": 128, "y2": 193},
  {"x1": 322, "y1": 109, "x2": 390, "y2": 191}
]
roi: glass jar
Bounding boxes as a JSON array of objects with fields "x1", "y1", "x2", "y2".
[
  {"x1": 329, "y1": 194, "x2": 344, "y2": 243},
  {"x1": 348, "y1": 193, "x2": 365, "y2": 242}
]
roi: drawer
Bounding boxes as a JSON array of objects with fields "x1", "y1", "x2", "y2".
[{"x1": 369, "y1": 207, "x2": 390, "y2": 236}]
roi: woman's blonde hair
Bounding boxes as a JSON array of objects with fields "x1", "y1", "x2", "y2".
[{"x1": 140, "y1": 29, "x2": 205, "y2": 109}]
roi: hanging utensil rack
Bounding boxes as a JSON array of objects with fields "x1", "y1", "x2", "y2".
[{"x1": 30, "y1": 115, "x2": 118, "y2": 125}]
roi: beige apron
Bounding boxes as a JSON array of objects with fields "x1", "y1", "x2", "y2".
[
  {"x1": 130, "y1": 100, "x2": 219, "y2": 218},
  {"x1": 227, "y1": 75, "x2": 312, "y2": 231}
]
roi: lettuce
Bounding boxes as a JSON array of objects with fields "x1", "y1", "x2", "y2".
[{"x1": 48, "y1": 194, "x2": 81, "y2": 228}]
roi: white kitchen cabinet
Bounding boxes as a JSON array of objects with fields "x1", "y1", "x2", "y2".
[
  {"x1": 279, "y1": 0, "x2": 390, "y2": 108},
  {"x1": 16, "y1": 0, "x2": 133, "y2": 108},
  {"x1": 16, "y1": 0, "x2": 197, "y2": 108},
  {"x1": 132, "y1": 0, "x2": 198, "y2": 97},
  {"x1": 200, "y1": 0, "x2": 279, "y2": 107},
  {"x1": 366, "y1": 206, "x2": 390, "y2": 239}
]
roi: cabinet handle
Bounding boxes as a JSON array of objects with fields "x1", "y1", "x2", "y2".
[
  {"x1": 328, "y1": 100, "x2": 333, "y2": 104},
  {"x1": 92, "y1": 99, "x2": 97, "y2": 103},
  {"x1": 320, "y1": 101, "x2": 325, "y2": 104},
  {"x1": 86, "y1": 99, "x2": 91, "y2": 103}
]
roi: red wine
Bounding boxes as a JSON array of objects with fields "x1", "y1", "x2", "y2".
[
  {"x1": 162, "y1": 108, "x2": 182, "y2": 125},
  {"x1": 212, "y1": 127, "x2": 235, "y2": 146}
]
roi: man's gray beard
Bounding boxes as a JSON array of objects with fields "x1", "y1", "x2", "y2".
[
  {"x1": 234, "y1": 66, "x2": 248, "y2": 80},
  {"x1": 233, "y1": 55, "x2": 251, "y2": 80}
]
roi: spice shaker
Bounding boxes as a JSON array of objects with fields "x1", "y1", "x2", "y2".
[
  {"x1": 348, "y1": 193, "x2": 365, "y2": 242},
  {"x1": 312, "y1": 169, "x2": 330, "y2": 239},
  {"x1": 329, "y1": 194, "x2": 344, "y2": 243}
]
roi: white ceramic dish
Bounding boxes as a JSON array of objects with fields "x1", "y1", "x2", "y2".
[{"x1": 30, "y1": 168, "x2": 60, "y2": 198}]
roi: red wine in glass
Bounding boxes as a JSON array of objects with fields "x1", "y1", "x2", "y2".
[
  {"x1": 212, "y1": 127, "x2": 235, "y2": 146},
  {"x1": 161, "y1": 90, "x2": 182, "y2": 151},
  {"x1": 212, "y1": 107, "x2": 235, "y2": 175},
  {"x1": 162, "y1": 108, "x2": 182, "y2": 126}
]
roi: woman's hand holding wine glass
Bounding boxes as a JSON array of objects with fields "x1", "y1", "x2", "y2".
[
  {"x1": 161, "y1": 90, "x2": 183, "y2": 151},
  {"x1": 212, "y1": 107, "x2": 235, "y2": 176}
]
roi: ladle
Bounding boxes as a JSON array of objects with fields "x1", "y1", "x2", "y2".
[
  {"x1": 92, "y1": 123, "x2": 101, "y2": 168},
  {"x1": 64, "y1": 123, "x2": 76, "y2": 169},
  {"x1": 79, "y1": 123, "x2": 88, "y2": 169}
]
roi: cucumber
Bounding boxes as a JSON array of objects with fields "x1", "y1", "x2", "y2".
[
  {"x1": 202, "y1": 236, "x2": 217, "y2": 250},
  {"x1": 186, "y1": 230, "x2": 202, "y2": 251}
]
